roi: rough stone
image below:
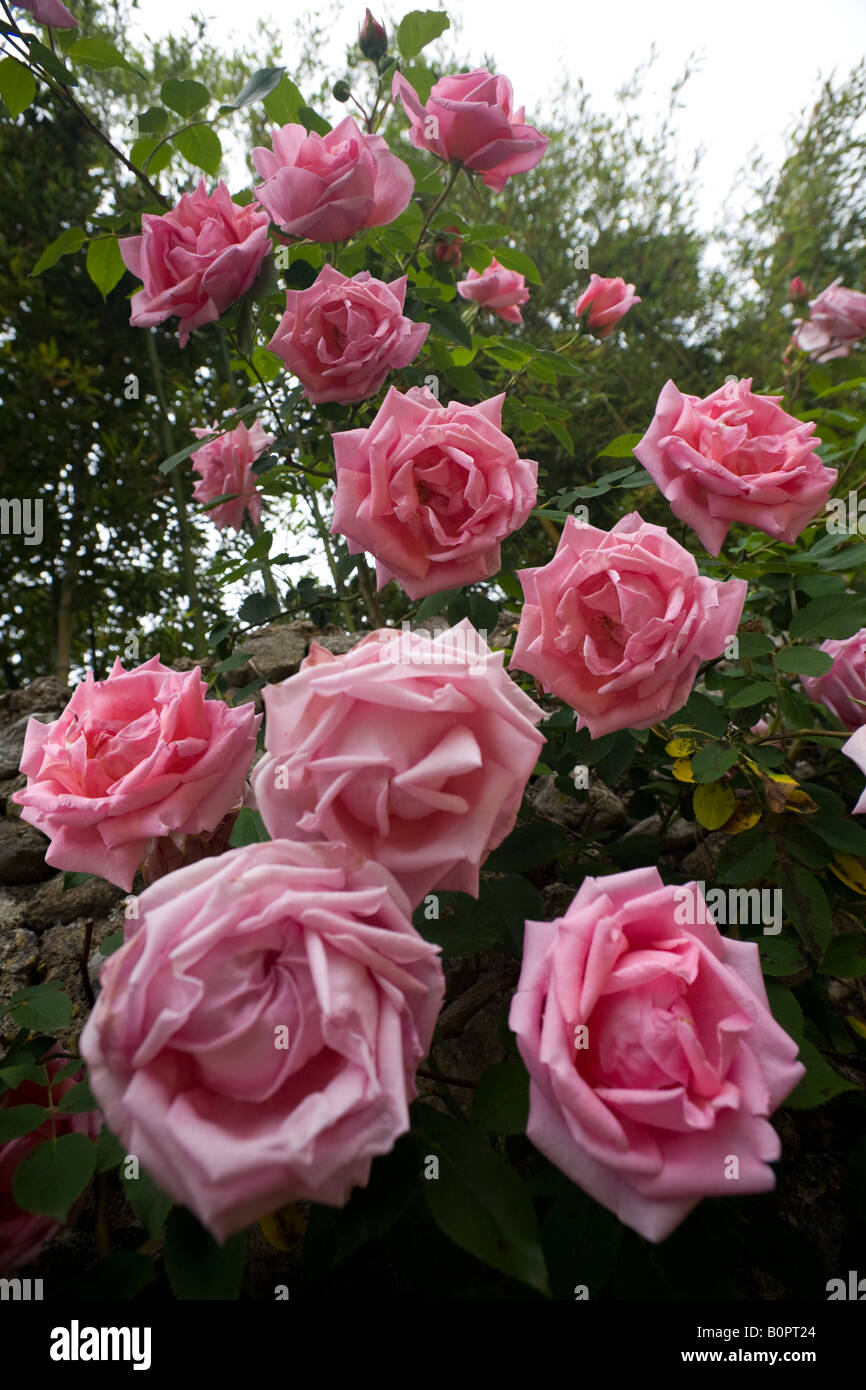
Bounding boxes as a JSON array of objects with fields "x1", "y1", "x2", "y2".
[
  {"x1": 227, "y1": 621, "x2": 316, "y2": 686},
  {"x1": 0, "y1": 712, "x2": 55, "y2": 779},
  {"x1": 7, "y1": 871, "x2": 125, "y2": 933},
  {"x1": 528, "y1": 774, "x2": 627, "y2": 835},
  {"x1": 36, "y1": 917, "x2": 118, "y2": 1039},
  {"x1": 679, "y1": 831, "x2": 727, "y2": 878},
  {"x1": 540, "y1": 881, "x2": 576, "y2": 920},
  {"x1": 0, "y1": 816, "x2": 55, "y2": 885},
  {"x1": 0, "y1": 925, "x2": 39, "y2": 1036}
]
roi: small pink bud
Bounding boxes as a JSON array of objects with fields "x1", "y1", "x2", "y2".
[{"x1": 359, "y1": 9, "x2": 387, "y2": 61}]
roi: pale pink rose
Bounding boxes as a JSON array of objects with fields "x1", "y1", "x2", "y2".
[
  {"x1": 456, "y1": 258, "x2": 529, "y2": 324},
  {"x1": 801, "y1": 628, "x2": 866, "y2": 730},
  {"x1": 510, "y1": 866, "x2": 805, "y2": 1242},
  {"x1": 392, "y1": 69, "x2": 549, "y2": 194},
  {"x1": 575, "y1": 274, "x2": 640, "y2": 337},
  {"x1": 843, "y1": 725, "x2": 866, "y2": 814},
  {"x1": 511, "y1": 512, "x2": 747, "y2": 738},
  {"x1": 251, "y1": 622, "x2": 544, "y2": 908},
  {"x1": 793, "y1": 278, "x2": 866, "y2": 362},
  {"x1": 268, "y1": 265, "x2": 428, "y2": 405},
  {"x1": 251, "y1": 116, "x2": 413, "y2": 243},
  {"x1": 80, "y1": 840, "x2": 444, "y2": 1240},
  {"x1": 119, "y1": 181, "x2": 270, "y2": 349},
  {"x1": 190, "y1": 418, "x2": 274, "y2": 531},
  {"x1": 13, "y1": 0, "x2": 76, "y2": 25},
  {"x1": 1, "y1": 1057, "x2": 100, "y2": 1272},
  {"x1": 331, "y1": 386, "x2": 538, "y2": 599},
  {"x1": 634, "y1": 377, "x2": 836, "y2": 556},
  {"x1": 12, "y1": 658, "x2": 260, "y2": 892}
]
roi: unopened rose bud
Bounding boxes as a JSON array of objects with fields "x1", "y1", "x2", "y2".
[
  {"x1": 789, "y1": 275, "x2": 807, "y2": 301},
  {"x1": 332, "y1": 79, "x2": 352, "y2": 103},
  {"x1": 359, "y1": 9, "x2": 388, "y2": 61},
  {"x1": 433, "y1": 224, "x2": 463, "y2": 265}
]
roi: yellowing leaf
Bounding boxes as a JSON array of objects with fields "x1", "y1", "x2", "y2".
[
  {"x1": 720, "y1": 796, "x2": 762, "y2": 834},
  {"x1": 258, "y1": 1204, "x2": 307, "y2": 1252},
  {"x1": 672, "y1": 758, "x2": 695, "y2": 783},
  {"x1": 847, "y1": 1017, "x2": 866, "y2": 1040},
  {"x1": 693, "y1": 781, "x2": 736, "y2": 830},
  {"x1": 761, "y1": 773, "x2": 817, "y2": 815},
  {"x1": 766, "y1": 772, "x2": 798, "y2": 785},
  {"x1": 666, "y1": 737, "x2": 697, "y2": 758},
  {"x1": 829, "y1": 853, "x2": 866, "y2": 895},
  {"x1": 787, "y1": 789, "x2": 819, "y2": 814}
]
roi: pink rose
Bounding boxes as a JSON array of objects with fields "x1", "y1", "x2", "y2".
[
  {"x1": 119, "y1": 181, "x2": 270, "y2": 348},
  {"x1": 510, "y1": 866, "x2": 805, "y2": 1242},
  {"x1": 250, "y1": 622, "x2": 544, "y2": 908},
  {"x1": 789, "y1": 276, "x2": 807, "y2": 301},
  {"x1": 511, "y1": 512, "x2": 747, "y2": 737},
  {"x1": 575, "y1": 274, "x2": 640, "y2": 337},
  {"x1": 392, "y1": 69, "x2": 549, "y2": 194},
  {"x1": 793, "y1": 278, "x2": 866, "y2": 362},
  {"x1": 456, "y1": 258, "x2": 529, "y2": 324},
  {"x1": 843, "y1": 725, "x2": 866, "y2": 814},
  {"x1": 1, "y1": 1057, "x2": 100, "y2": 1272},
  {"x1": 251, "y1": 116, "x2": 413, "y2": 243},
  {"x1": 331, "y1": 386, "x2": 538, "y2": 598},
  {"x1": 12, "y1": 658, "x2": 260, "y2": 891},
  {"x1": 268, "y1": 265, "x2": 428, "y2": 405},
  {"x1": 80, "y1": 840, "x2": 444, "y2": 1240},
  {"x1": 801, "y1": 628, "x2": 866, "y2": 730},
  {"x1": 191, "y1": 418, "x2": 274, "y2": 531},
  {"x1": 13, "y1": 0, "x2": 77, "y2": 25},
  {"x1": 433, "y1": 225, "x2": 463, "y2": 265},
  {"x1": 633, "y1": 377, "x2": 837, "y2": 556}
]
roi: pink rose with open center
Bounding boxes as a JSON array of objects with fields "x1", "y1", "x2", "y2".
[
  {"x1": 457, "y1": 258, "x2": 529, "y2": 324},
  {"x1": 634, "y1": 377, "x2": 836, "y2": 556},
  {"x1": 268, "y1": 265, "x2": 428, "y2": 405},
  {"x1": 331, "y1": 386, "x2": 538, "y2": 599},
  {"x1": 575, "y1": 274, "x2": 640, "y2": 337},
  {"x1": 119, "y1": 181, "x2": 270, "y2": 348},
  {"x1": 80, "y1": 840, "x2": 444, "y2": 1240},
  {"x1": 1, "y1": 1056, "x2": 100, "y2": 1272},
  {"x1": 252, "y1": 116, "x2": 413, "y2": 243},
  {"x1": 14, "y1": 0, "x2": 77, "y2": 25},
  {"x1": 191, "y1": 418, "x2": 274, "y2": 531},
  {"x1": 13, "y1": 658, "x2": 259, "y2": 891},
  {"x1": 801, "y1": 628, "x2": 866, "y2": 730},
  {"x1": 510, "y1": 866, "x2": 805, "y2": 1242},
  {"x1": 250, "y1": 622, "x2": 544, "y2": 908},
  {"x1": 511, "y1": 512, "x2": 746, "y2": 737},
  {"x1": 843, "y1": 726, "x2": 866, "y2": 814},
  {"x1": 793, "y1": 279, "x2": 866, "y2": 361},
  {"x1": 393, "y1": 69, "x2": 549, "y2": 194}
]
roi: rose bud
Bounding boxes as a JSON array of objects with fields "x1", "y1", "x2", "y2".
[{"x1": 359, "y1": 9, "x2": 388, "y2": 61}]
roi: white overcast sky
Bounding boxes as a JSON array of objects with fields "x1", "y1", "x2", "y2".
[{"x1": 128, "y1": 0, "x2": 866, "y2": 230}]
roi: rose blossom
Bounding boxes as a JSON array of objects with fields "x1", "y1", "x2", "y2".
[
  {"x1": 251, "y1": 116, "x2": 413, "y2": 243},
  {"x1": 80, "y1": 840, "x2": 444, "y2": 1239},
  {"x1": 789, "y1": 276, "x2": 807, "y2": 301},
  {"x1": 1, "y1": 1057, "x2": 100, "y2": 1272},
  {"x1": 511, "y1": 512, "x2": 747, "y2": 738},
  {"x1": 456, "y1": 259, "x2": 529, "y2": 324},
  {"x1": 250, "y1": 621, "x2": 544, "y2": 908},
  {"x1": 843, "y1": 725, "x2": 866, "y2": 814},
  {"x1": 510, "y1": 866, "x2": 805, "y2": 1242},
  {"x1": 268, "y1": 265, "x2": 428, "y2": 405},
  {"x1": 119, "y1": 181, "x2": 270, "y2": 349},
  {"x1": 190, "y1": 418, "x2": 274, "y2": 531},
  {"x1": 13, "y1": 658, "x2": 259, "y2": 891},
  {"x1": 793, "y1": 279, "x2": 866, "y2": 362},
  {"x1": 634, "y1": 377, "x2": 837, "y2": 556},
  {"x1": 331, "y1": 386, "x2": 538, "y2": 599},
  {"x1": 801, "y1": 628, "x2": 866, "y2": 731},
  {"x1": 13, "y1": 0, "x2": 77, "y2": 25},
  {"x1": 392, "y1": 68, "x2": 549, "y2": 194},
  {"x1": 575, "y1": 274, "x2": 640, "y2": 337},
  {"x1": 433, "y1": 225, "x2": 463, "y2": 265}
]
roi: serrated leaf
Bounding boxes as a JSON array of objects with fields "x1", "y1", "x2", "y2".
[
  {"x1": 728, "y1": 680, "x2": 777, "y2": 711},
  {"x1": 237, "y1": 592, "x2": 279, "y2": 626},
  {"x1": 86, "y1": 236, "x2": 125, "y2": 297},
  {"x1": 665, "y1": 737, "x2": 697, "y2": 757},
  {"x1": 785, "y1": 1038, "x2": 858, "y2": 1109},
  {"x1": 691, "y1": 744, "x2": 740, "y2": 783},
  {"x1": 780, "y1": 862, "x2": 832, "y2": 958},
  {"x1": 735, "y1": 631, "x2": 775, "y2": 657},
  {"x1": 172, "y1": 124, "x2": 222, "y2": 176},
  {"x1": 56, "y1": 1077, "x2": 97, "y2": 1114},
  {"x1": 717, "y1": 830, "x2": 775, "y2": 883},
  {"x1": 0, "y1": 57, "x2": 37, "y2": 119},
  {"x1": 820, "y1": 934, "x2": 866, "y2": 978},
  {"x1": 12, "y1": 1133, "x2": 95, "y2": 1222},
  {"x1": 752, "y1": 934, "x2": 808, "y2": 976},
  {"x1": 31, "y1": 225, "x2": 85, "y2": 276},
  {"x1": 397, "y1": 9, "x2": 451, "y2": 60},
  {"x1": 773, "y1": 646, "x2": 834, "y2": 676},
  {"x1": 811, "y1": 814, "x2": 866, "y2": 857},
  {"x1": 493, "y1": 245, "x2": 541, "y2": 284},
  {"x1": 262, "y1": 73, "x2": 304, "y2": 125},
  {"x1": 7, "y1": 990, "x2": 72, "y2": 1032},
  {"x1": 415, "y1": 587, "x2": 462, "y2": 620},
  {"x1": 693, "y1": 781, "x2": 735, "y2": 829},
  {"x1": 790, "y1": 593, "x2": 866, "y2": 640},
  {"x1": 598, "y1": 433, "x2": 642, "y2": 457},
  {"x1": 829, "y1": 853, "x2": 866, "y2": 894},
  {"x1": 160, "y1": 77, "x2": 210, "y2": 118}
]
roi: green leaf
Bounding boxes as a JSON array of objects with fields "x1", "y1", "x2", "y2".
[
  {"x1": 172, "y1": 125, "x2": 222, "y2": 176},
  {"x1": 750, "y1": 934, "x2": 807, "y2": 976},
  {"x1": 415, "y1": 587, "x2": 462, "y2": 620},
  {"x1": 413, "y1": 891, "x2": 503, "y2": 956},
  {"x1": 99, "y1": 930, "x2": 124, "y2": 958},
  {"x1": 31, "y1": 225, "x2": 85, "y2": 276},
  {"x1": 131, "y1": 134, "x2": 172, "y2": 176},
  {"x1": 471, "y1": 1059, "x2": 529, "y2": 1134},
  {"x1": 6, "y1": 988, "x2": 72, "y2": 1032},
  {"x1": 86, "y1": 236, "x2": 125, "y2": 297},
  {"x1": 765, "y1": 983, "x2": 805, "y2": 1042},
  {"x1": 598, "y1": 432, "x2": 642, "y2": 458},
  {"x1": 481, "y1": 873, "x2": 543, "y2": 956},
  {"x1": 415, "y1": 1106, "x2": 549, "y2": 1294},
  {"x1": 121, "y1": 1164, "x2": 172, "y2": 1237},
  {"x1": 25, "y1": 38, "x2": 77, "y2": 85},
  {"x1": 785, "y1": 1038, "x2": 858, "y2": 1109},
  {"x1": 690, "y1": 744, "x2": 740, "y2": 783},
  {"x1": 790, "y1": 593, "x2": 866, "y2": 640},
  {"x1": 727, "y1": 680, "x2": 777, "y2": 711},
  {"x1": 773, "y1": 646, "x2": 834, "y2": 676},
  {"x1": 493, "y1": 245, "x2": 542, "y2": 284},
  {"x1": 468, "y1": 592, "x2": 499, "y2": 631},
  {"x1": 67, "y1": 37, "x2": 145, "y2": 78},
  {"x1": 486, "y1": 820, "x2": 571, "y2": 873},
  {"x1": 734, "y1": 631, "x2": 776, "y2": 658},
  {"x1": 541, "y1": 1189, "x2": 622, "y2": 1299},
  {"x1": 677, "y1": 691, "x2": 729, "y2": 738},
  {"x1": 811, "y1": 813, "x2": 866, "y2": 857},
  {"x1": 135, "y1": 106, "x2": 169, "y2": 134},
  {"x1": 717, "y1": 828, "x2": 776, "y2": 884},
  {"x1": 95, "y1": 1123, "x2": 126, "y2": 1173},
  {"x1": 62, "y1": 870, "x2": 93, "y2": 891},
  {"x1": 229, "y1": 66, "x2": 285, "y2": 107},
  {"x1": 779, "y1": 862, "x2": 833, "y2": 959},
  {"x1": 165, "y1": 1207, "x2": 246, "y2": 1299},
  {"x1": 262, "y1": 74, "x2": 304, "y2": 125},
  {"x1": 0, "y1": 57, "x2": 37, "y2": 119},
  {"x1": 0, "y1": 1104, "x2": 48, "y2": 1143},
  {"x1": 238, "y1": 592, "x2": 280, "y2": 626},
  {"x1": 429, "y1": 307, "x2": 472, "y2": 350},
  {"x1": 160, "y1": 77, "x2": 210, "y2": 118},
  {"x1": 56, "y1": 1077, "x2": 97, "y2": 1114},
  {"x1": 228, "y1": 807, "x2": 270, "y2": 847},
  {"x1": 397, "y1": 9, "x2": 451, "y2": 60},
  {"x1": 12, "y1": 1133, "x2": 95, "y2": 1222},
  {"x1": 81, "y1": 1252, "x2": 156, "y2": 1301},
  {"x1": 820, "y1": 934, "x2": 866, "y2": 979},
  {"x1": 303, "y1": 1135, "x2": 416, "y2": 1276}
]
